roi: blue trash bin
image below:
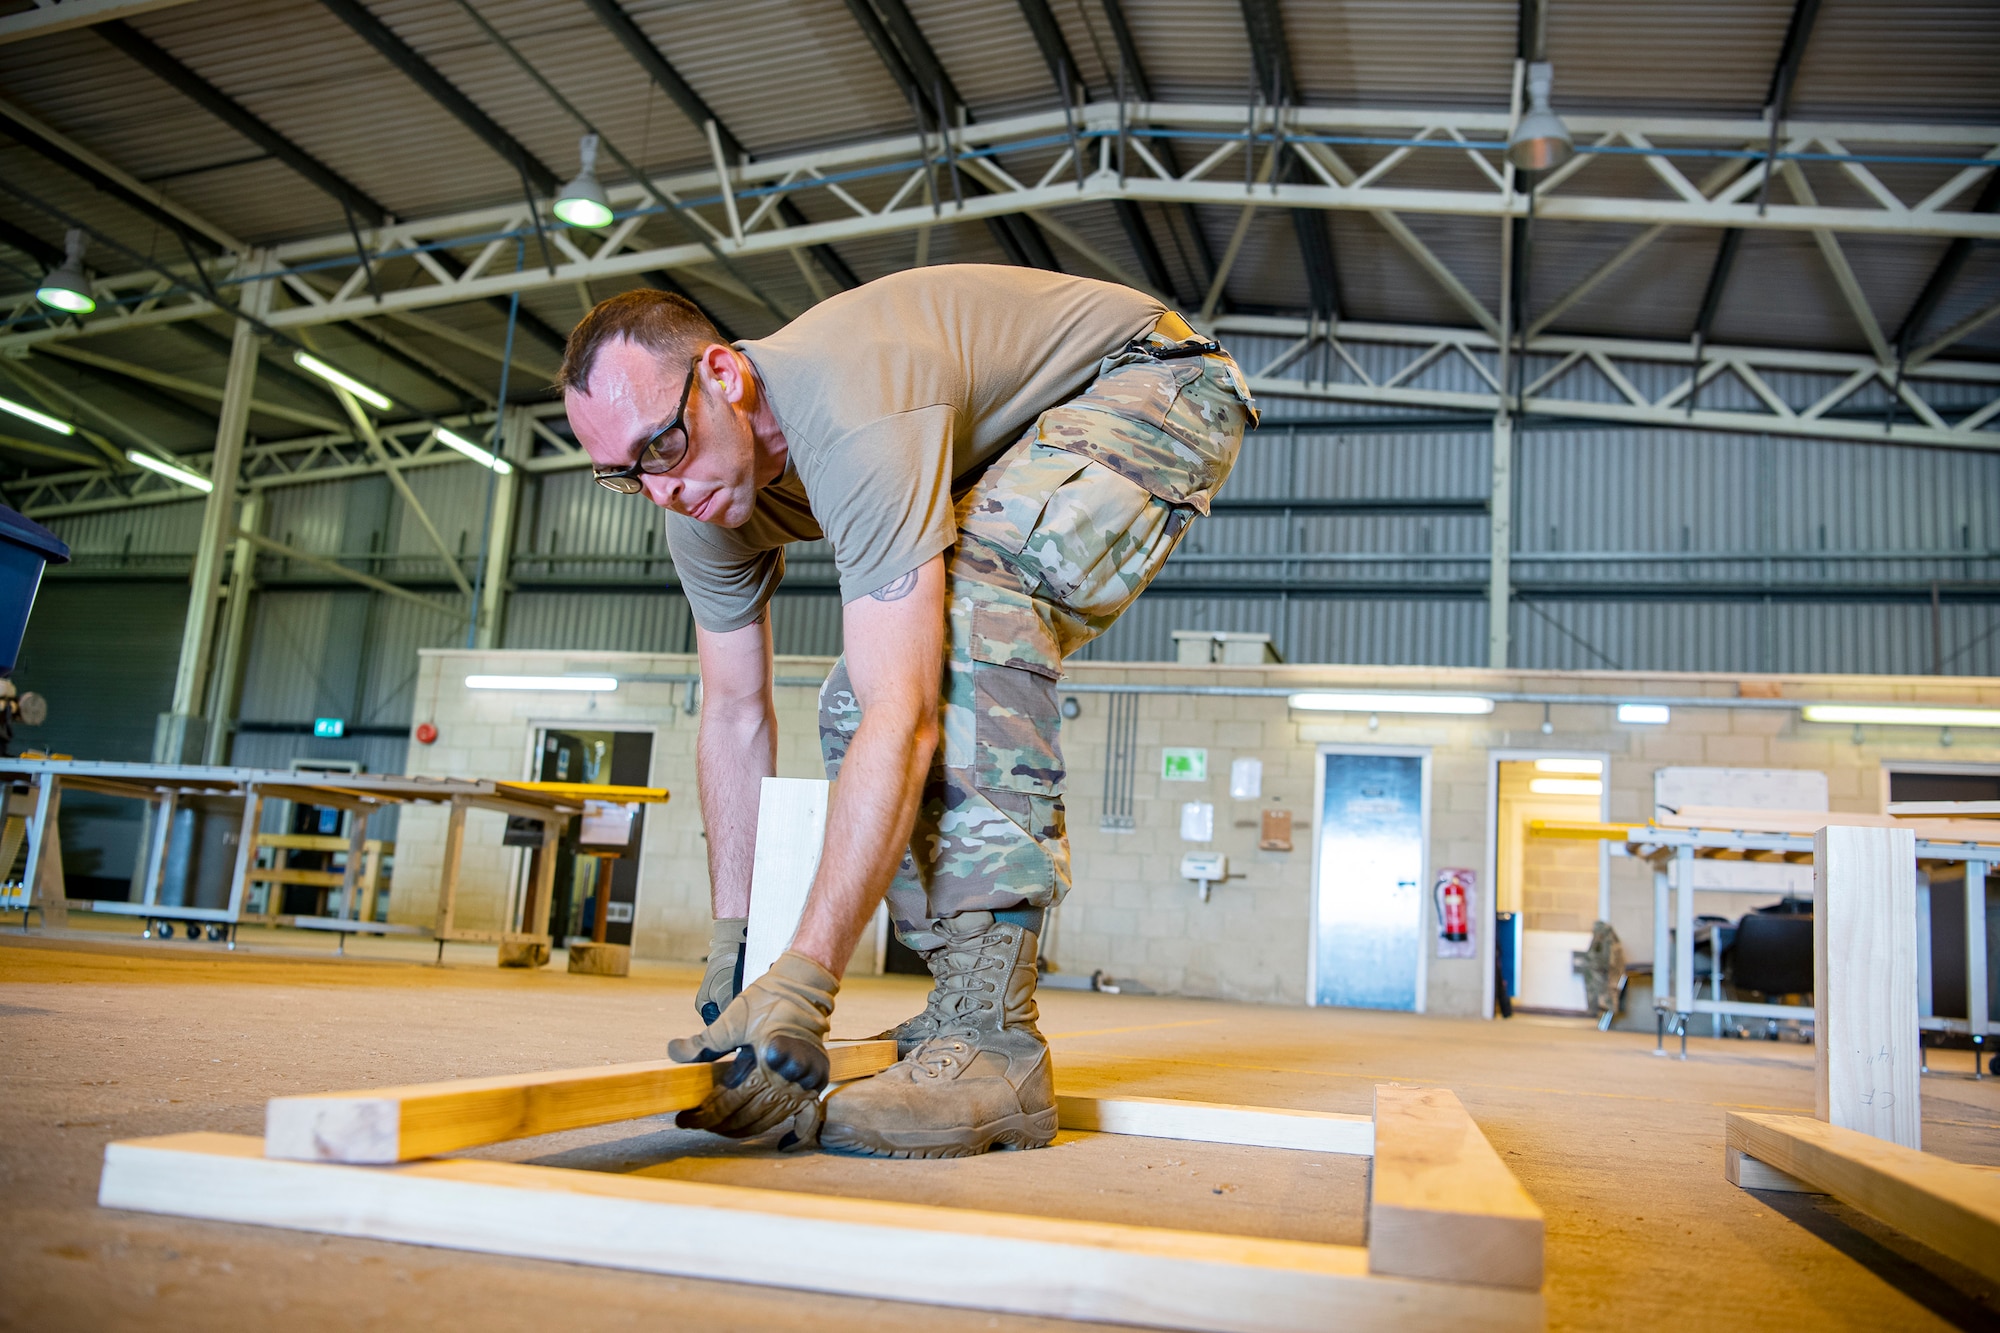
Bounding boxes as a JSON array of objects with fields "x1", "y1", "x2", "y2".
[{"x1": 0, "y1": 506, "x2": 69, "y2": 674}]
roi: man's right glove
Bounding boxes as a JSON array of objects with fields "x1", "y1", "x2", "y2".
[
  {"x1": 668, "y1": 950, "x2": 837, "y2": 1147},
  {"x1": 696, "y1": 916, "x2": 749, "y2": 1024}
]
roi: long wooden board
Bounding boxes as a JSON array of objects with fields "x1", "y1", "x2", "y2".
[
  {"x1": 1057, "y1": 1094, "x2": 1374, "y2": 1156},
  {"x1": 1727, "y1": 1111, "x2": 2000, "y2": 1285},
  {"x1": 265, "y1": 1040, "x2": 898, "y2": 1164},
  {"x1": 101, "y1": 1133, "x2": 1544, "y2": 1333},
  {"x1": 1368, "y1": 1086, "x2": 1544, "y2": 1291}
]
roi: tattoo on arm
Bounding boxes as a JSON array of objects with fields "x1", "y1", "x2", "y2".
[{"x1": 869, "y1": 570, "x2": 919, "y2": 602}]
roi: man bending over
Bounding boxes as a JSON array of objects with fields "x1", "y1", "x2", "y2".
[{"x1": 561, "y1": 264, "x2": 1257, "y2": 1157}]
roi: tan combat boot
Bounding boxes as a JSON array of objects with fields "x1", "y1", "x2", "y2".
[{"x1": 821, "y1": 911, "x2": 1056, "y2": 1158}]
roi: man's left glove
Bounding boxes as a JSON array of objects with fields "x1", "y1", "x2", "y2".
[{"x1": 667, "y1": 950, "x2": 837, "y2": 1146}]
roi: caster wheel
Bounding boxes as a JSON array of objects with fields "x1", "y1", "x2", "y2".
[
  {"x1": 206, "y1": 925, "x2": 225, "y2": 942},
  {"x1": 156, "y1": 921, "x2": 173, "y2": 940}
]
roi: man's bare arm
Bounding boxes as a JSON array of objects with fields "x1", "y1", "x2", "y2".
[
  {"x1": 694, "y1": 614, "x2": 776, "y2": 918},
  {"x1": 789, "y1": 556, "x2": 945, "y2": 975}
]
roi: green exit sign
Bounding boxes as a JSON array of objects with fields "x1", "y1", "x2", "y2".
[{"x1": 313, "y1": 717, "x2": 346, "y2": 738}]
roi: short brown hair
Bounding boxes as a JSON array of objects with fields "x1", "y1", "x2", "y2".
[{"x1": 556, "y1": 288, "x2": 724, "y2": 395}]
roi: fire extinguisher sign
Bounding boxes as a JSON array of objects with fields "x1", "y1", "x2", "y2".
[{"x1": 1433, "y1": 868, "x2": 1477, "y2": 959}]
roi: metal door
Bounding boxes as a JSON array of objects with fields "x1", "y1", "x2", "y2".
[{"x1": 1311, "y1": 747, "x2": 1429, "y2": 1010}]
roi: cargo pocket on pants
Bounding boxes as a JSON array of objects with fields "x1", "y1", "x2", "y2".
[{"x1": 966, "y1": 593, "x2": 1064, "y2": 799}]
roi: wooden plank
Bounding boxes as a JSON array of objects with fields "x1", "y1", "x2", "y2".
[
  {"x1": 495, "y1": 781, "x2": 670, "y2": 803},
  {"x1": 1728, "y1": 1111, "x2": 2000, "y2": 1285},
  {"x1": 247, "y1": 867, "x2": 347, "y2": 887},
  {"x1": 1368, "y1": 1086, "x2": 1544, "y2": 1291},
  {"x1": 257, "y1": 833, "x2": 358, "y2": 852},
  {"x1": 264, "y1": 1039, "x2": 899, "y2": 1163},
  {"x1": 1815, "y1": 825, "x2": 1920, "y2": 1148},
  {"x1": 743, "y1": 777, "x2": 829, "y2": 985},
  {"x1": 100, "y1": 1133, "x2": 1544, "y2": 1332},
  {"x1": 1057, "y1": 1095, "x2": 1373, "y2": 1156}
]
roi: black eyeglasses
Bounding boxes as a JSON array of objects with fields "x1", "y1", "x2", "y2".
[{"x1": 593, "y1": 358, "x2": 699, "y2": 494}]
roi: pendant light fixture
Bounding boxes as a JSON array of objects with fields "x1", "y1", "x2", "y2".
[
  {"x1": 1506, "y1": 62, "x2": 1574, "y2": 172},
  {"x1": 36, "y1": 229, "x2": 96, "y2": 314},
  {"x1": 553, "y1": 134, "x2": 614, "y2": 229}
]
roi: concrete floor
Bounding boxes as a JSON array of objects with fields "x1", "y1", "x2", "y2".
[{"x1": 3, "y1": 918, "x2": 1998, "y2": 1332}]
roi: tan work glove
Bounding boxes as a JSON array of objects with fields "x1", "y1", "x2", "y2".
[
  {"x1": 668, "y1": 950, "x2": 836, "y2": 1146},
  {"x1": 696, "y1": 916, "x2": 749, "y2": 1024}
]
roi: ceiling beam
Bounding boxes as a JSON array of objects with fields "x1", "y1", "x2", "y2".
[
  {"x1": 1013, "y1": 0, "x2": 1172, "y2": 295},
  {"x1": 579, "y1": 0, "x2": 857, "y2": 293},
  {"x1": 1691, "y1": 0, "x2": 1824, "y2": 361},
  {"x1": 318, "y1": 0, "x2": 558, "y2": 197},
  {"x1": 0, "y1": 103, "x2": 225, "y2": 256},
  {"x1": 0, "y1": 214, "x2": 62, "y2": 268},
  {"x1": 96, "y1": 20, "x2": 390, "y2": 227},
  {"x1": 1239, "y1": 0, "x2": 1339, "y2": 320},
  {"x1": 842, "y1": 0, "x2": 1061, "y2": 272},
  {"x1": 1098, "y1": 0, "x2": 1215, "y2": 301},
  {"x1": 0, "y1": 0, "x2": 198, "y2": 46},
  {"x1": 1893, "y1": 168, "x2": 2000, "y2": 359}
]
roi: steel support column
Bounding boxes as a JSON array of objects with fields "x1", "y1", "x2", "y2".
[
  {"x1": 1488, "y1": 410, "x2": 1514, "y2": 669},
  {"x1": 157, "y1": 252, "x2": 269, "y2": 762},
  {"x1": 474, "y1": 409, "x2": 524, "y2": 650},
  {"x1": 202, "y1": 489, "x2": 260, "y2": 765}
]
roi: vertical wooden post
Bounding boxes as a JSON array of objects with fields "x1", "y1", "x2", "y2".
[
  {"x1": 358, "y1": 841, "x2": 384, "y2": 924},
  {"x1": 433, "y1": 795, "x2": 469, "y2": 938},
  {"x1": 518, "y1": 816, "x2": 560, "y2": 941},
  {"x1": 338, "y1": 806, "x2": 369, "y2": 920},
  {"x1": 590, "y1": 856, "x2": 612, "y2": 944},
  {"x1": 1814, "y1": 825, "x2": 1919, "y2": 1149}
]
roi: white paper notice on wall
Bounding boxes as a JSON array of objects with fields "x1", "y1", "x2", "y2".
[
  {"x1": 1230, "y1": 757, "x2": 1263, "y2": 800},
  {"x1": 742, "y1": 777, "x2": 829, "y2": 986},
  {"x1": 1654, "y1": 767, "x2": 1828, "y2": 819},
  {"x1": 1180, "y1": 801, "x2": 1215, "y2": 842}
]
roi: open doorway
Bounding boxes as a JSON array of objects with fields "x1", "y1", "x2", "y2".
[
  {"x1": 1490, "y1": 753, "x2": 1608, "y2": 1014},
  {"x1": 530, "y1": 728, "x2": 654, "y2": 947}
]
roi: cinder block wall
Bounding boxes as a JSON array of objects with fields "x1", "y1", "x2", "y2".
[{"x1": 394, "y1": 649, "x2": 1999, "y2": 1018}]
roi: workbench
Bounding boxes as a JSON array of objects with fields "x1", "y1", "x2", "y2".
[
  {"x1": 1531, "y1": 808, "x2": 1999, "y2": 1061},
  {"x1": 0, "y1": 760, "x2": 666, "y2": 962}
]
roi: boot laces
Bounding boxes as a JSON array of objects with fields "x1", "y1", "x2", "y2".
[
  {"x1": 928, "y1": 923, "x2": 1012, "y2": 1029},
  {"x1": 908, "y1": 1035, "x2": 974, "y2": 1079}
]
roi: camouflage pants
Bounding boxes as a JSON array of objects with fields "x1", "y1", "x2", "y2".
[{"x1": 819, "y1": 323, "x2": 1259, "y2": 952}]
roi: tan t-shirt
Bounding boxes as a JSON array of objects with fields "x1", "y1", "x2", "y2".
[{"x1": 667, "y1": 265, "x2": 1165, "y2": 632}]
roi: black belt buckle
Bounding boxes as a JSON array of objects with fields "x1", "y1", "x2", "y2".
[{"x1": 1129, "y1": 336, "x2": 1221, "y2": 361}]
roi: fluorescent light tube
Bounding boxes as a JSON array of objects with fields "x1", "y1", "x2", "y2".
[
  {"x1": 465, "y1": 675, "x2": 618, "y2": 692},
  {"x1": 125, "y1": 449, "x2": 213, "y2": 493},
  {"x1": 435, "y1": 427, "x2": 513, "y2": 475},
  {"x1": 294, "y1": 352, "x2": 392, "y2": 411},
  {"x1": 1617, "y1": 704, "x2": 1671, "y2": 724},
  {"x1": 1534, "y1": 758, "x2": 1603, "y2": 775},
  {"x1": 1530, "y1": 778, "x2": 1602, "y2": 796},
  {"x1": 1287, "y1": 693, "x2": 1494, "y2": 715},
  {"x1": 1802, "y1": 704, "x2": 2000, "y2": 729},
  {"x1": 0, "y1": 394, "x2": 75, "y2": 436}
]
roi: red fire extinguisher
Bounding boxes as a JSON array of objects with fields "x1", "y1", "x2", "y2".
[{"x1": 1436, "y1": 870, "x2": 1471, "y2": 943}]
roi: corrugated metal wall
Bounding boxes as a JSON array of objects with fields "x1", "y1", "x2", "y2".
[{"x1": 20, "y1": 396, "x2": 1999, "y2": 775}]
